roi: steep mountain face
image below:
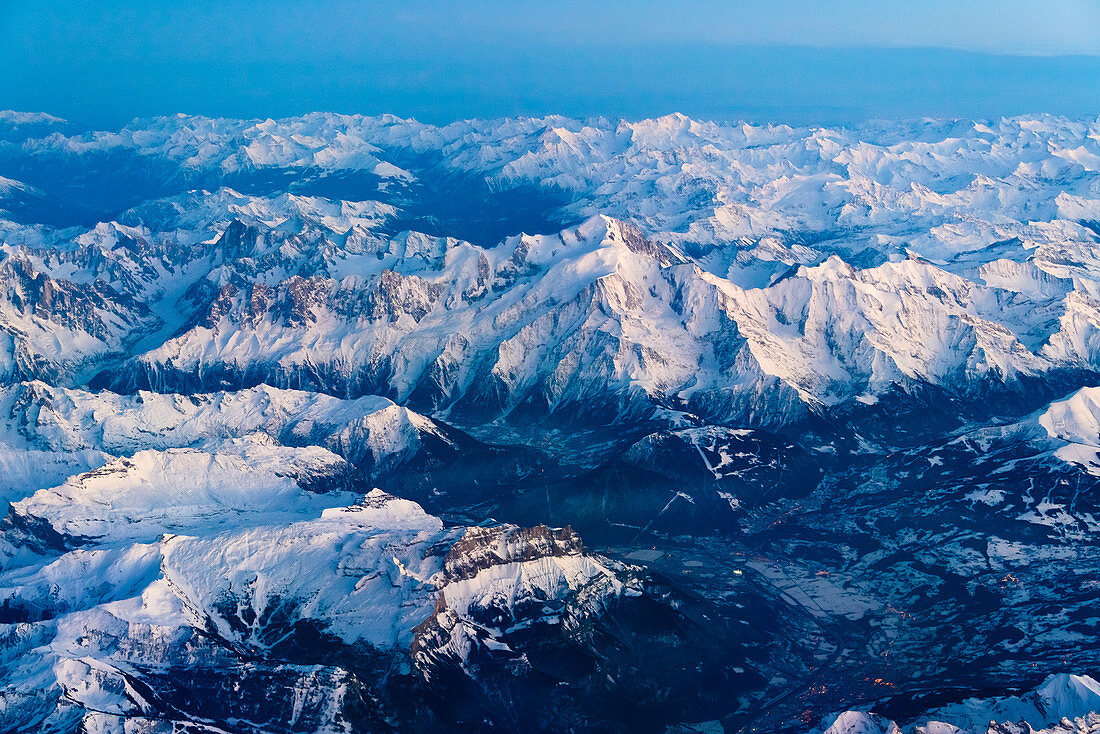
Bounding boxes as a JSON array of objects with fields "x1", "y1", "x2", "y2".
[
  {"x1": 0, "y1": 111, "x2": 1099, "y2": 732},
  {"x1": 0, "y1": 255, "x2": 159, "y2": 385}
]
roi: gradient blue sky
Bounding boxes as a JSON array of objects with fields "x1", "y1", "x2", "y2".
[{"x1": 3, "y1": 1, "x2": 1099, "y2": 126}]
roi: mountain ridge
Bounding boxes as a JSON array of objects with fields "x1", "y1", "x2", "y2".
[{"x1": 0, "y1": 110, "x2": 1098, "y2": 732}]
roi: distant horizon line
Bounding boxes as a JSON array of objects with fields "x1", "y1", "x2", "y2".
[
  {"x1": 6, "y1": 108, "x2": 1100, "y2": 132},
  {"x1": 5, "y1": 43, "x2": 1097, "y2": 130}
]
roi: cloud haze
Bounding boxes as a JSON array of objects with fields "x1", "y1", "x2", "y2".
[{"x1": 3, "y1": 1, "x2": 1097, "y2": 126}]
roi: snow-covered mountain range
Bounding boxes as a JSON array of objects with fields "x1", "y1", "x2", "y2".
[{"x1": 0, "y1": 110, "x2": 1098, "y2": 732}]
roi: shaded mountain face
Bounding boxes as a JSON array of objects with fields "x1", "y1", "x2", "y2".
[{"x1": 0, "y1": 111, "x2": 1099, "y2": 733}]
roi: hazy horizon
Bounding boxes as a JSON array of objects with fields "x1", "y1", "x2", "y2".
[{"x1": 5, "y1": 1, "x2": 1099, "y2": 128}]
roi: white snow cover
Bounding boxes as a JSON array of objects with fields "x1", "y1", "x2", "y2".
[
  {"x1": 0, "y1": 111, "x2": 65, "y2": 126},
  {"x1": 3, "y1": 110, "x2": 1100, "y2": 728},
  {"x1": 9, "y1": 439, "x2": 356, "y2": 544},
  {"x1": 2, "y1": 112, "x2": 1100, "y2": 420},
  {"x1": 0, "y1": 478, "x2": 632, "y2": 725},
  {"x1": 0, "y1": 380, "x2": 445, "y2": 465},
  {"x1": 1040, "y1": 387, "x2": 1100, "y2": 448},
  {"x1": 15, "y1": 112, "x2": 1100, "y2": 253},
  {"x1": 0, "y1": 380, "x2": 453, "y2": 514},
  {"x1": 1039, "y1": 387, "x2": 1100, "y2": 474},
  {"x1": 812, "y1": 675, "x2": 1100, "y2": 734},
  {"x1": 160, "y1": 491, "x2": 450, "y2": 649},
  {"x1": 100, "y1": 208, "x2": 1096, "y2": 421},
  {"x1": 820, "y1": 711, "x2": 901, "y2": 734}
]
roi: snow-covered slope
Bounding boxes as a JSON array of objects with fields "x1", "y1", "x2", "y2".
[
  {"x1": 1038, "y1": 386, "x2": 1100, "y2": 474},
  {"x1": 7, "y1": 439, "x2": 356, "y2": 549},
  {"x1": 15, "y1": 113, "x2": 1100, "y2": 257},
  {"x1": 0, "y1": 488, "x2": 642, "y2": 731},
  {"x1": 0, "y1": 380, "x2": 456, "y2": 476},
  {"x1": 8, "y1": 205, "x2": 1083, "y2": 429},
  {"x1": 3, "y1": 110, "x2": 1100, "y2": 732},
  {"x1": 95, "y1": 212, "x2": 1098, "y2": 428},
  {"x1": 814, "y1": 674, "x2": 1100, "y2": 734},
  {"x1": 0, "y1": 112, "x2": 1095, "y2": 428}
]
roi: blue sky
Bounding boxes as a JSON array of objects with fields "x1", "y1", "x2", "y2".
[{"x1": 3, "y1": 1, "x2": 1098, "y2": 126}]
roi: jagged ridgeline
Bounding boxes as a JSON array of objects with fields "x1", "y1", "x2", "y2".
[{"x1": 0, "y1": 110, "x2": 1099, "y2": 733}]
